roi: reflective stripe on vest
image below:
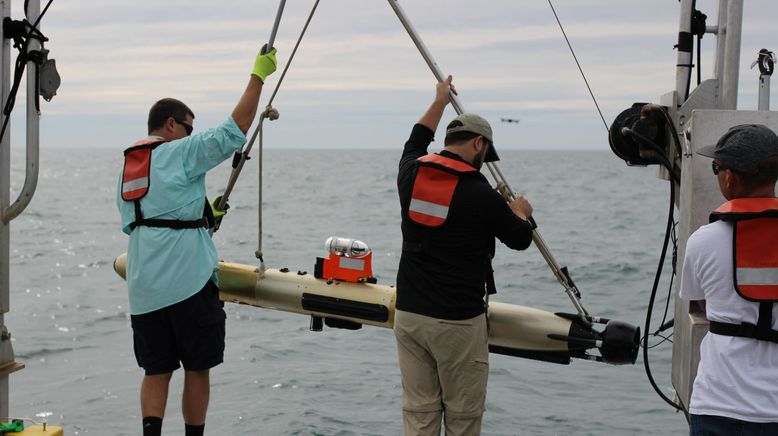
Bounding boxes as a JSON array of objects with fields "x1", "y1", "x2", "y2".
[
  {"x1": 408, "y1": 154, "x2": 477, "y2": 227},
  {"x1": 710, "y1": 198, "x2": 778, "y2": 302},
  {"x1": 410, "y1": 198, "x2": 449, "y2": 221},
  {"x1": 739, "y1": 268, "x2": 778, "y2": 285},
  {"x1": 122, "y1": 176, "x2": 148, "y2": 197},
  {"x1": 121, "y1": 138, "x2": 167, "y2": 201}
]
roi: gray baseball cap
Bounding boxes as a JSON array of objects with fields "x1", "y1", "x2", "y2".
[
  {"x1": 697, "y1": 124, "x2": 778, "y2": 174},
  {"x1": 445, "y1": 113, "x2": 500, "y2": 162}
]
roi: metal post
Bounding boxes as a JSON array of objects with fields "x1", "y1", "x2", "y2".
[
  {"x1": 214, "y1": 0, "x2": 287, "y2": 217},
  {"x1": 675, "y1": 0, "x2": 695, "y2": 104},
  {"x1": 0, "y1": 0, "x2": 11, "y2": 420},
  {"x1": 758, "y1": 74, "x2": 771, "y2": 111},
  {"x1": 754, "y1": 49, "x2": 774, "y2": 111},
  {"x1": 1, "y1": 0, "x2": 43, "y2": 418},
  {"x1": 712, "y1": 0, "x2": 729, "y2": 83},
  {"x1": 0, "y1": 0, "x2": 10, "y2": 315},
  {"x1": 721, "y1": 0, "x2": 743, "y2": 109},
  {"x1": 266, "y1": 0, "x2": 286, "y2": 51},
  {"x1": 3, "y1": 0, "x2": 41, "y2": 223}
]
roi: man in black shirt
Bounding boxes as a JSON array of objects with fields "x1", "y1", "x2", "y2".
[{"x1": 394, "y1": 76, "x2": 534, "y2": 436}]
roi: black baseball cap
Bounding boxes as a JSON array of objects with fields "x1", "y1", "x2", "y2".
[{"x1": 697, "y1": 124, "x2": 778, "y2": 175}]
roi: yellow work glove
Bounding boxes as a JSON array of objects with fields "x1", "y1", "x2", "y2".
[
  {"x1": 252, "y1": 46, "x2": 277, "y2": 83},
  {"x1": 208, "y1": 196, "x2": 229, "y2": 233},
  {"x1": 210, "y1": 196, "x2": 229, "y2": 219}
]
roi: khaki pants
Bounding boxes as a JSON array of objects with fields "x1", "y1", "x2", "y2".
[{"x1": 394, "y1": 309, "x2": 489, "y2": 436}]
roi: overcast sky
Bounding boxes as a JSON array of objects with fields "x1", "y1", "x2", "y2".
[{"x1": 9, "y1": 0, "x2": 778, "y2": 150}]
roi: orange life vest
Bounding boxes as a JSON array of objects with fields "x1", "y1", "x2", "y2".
[
  {"x1": 121, "y1": 138, "x2": 166, "y2": 201},
  {"x1": 404, "y1": 153, "x2": 497, "y2": 295},
  {"x1": 121, "y1": 138, "x2": 211, "y2": 231},
  {"x1": 708, "y1": 198, "x2": 778, "y2": 343},
  {"x1": 408, "y1": 153, "x2": 478, "y2": 227}
]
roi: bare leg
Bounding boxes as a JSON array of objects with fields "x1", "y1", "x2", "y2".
[
  {"x1": 141, "y1": 372, "x2": 173, "y2": 418},
  {"x1": 182, "y1": 369, "x2": 210, "y2": 425}
]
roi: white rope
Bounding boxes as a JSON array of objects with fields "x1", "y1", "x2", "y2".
[{"x1": 254, "y1": 0, "x2": 321, "y2": 272}]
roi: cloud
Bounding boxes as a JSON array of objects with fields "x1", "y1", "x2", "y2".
[{"x1": 15, "y1": 0, "x2": 778, "y2": 148}]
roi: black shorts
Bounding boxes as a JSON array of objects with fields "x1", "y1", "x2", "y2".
[{"x1": 131, "y1": 280, "x2": 226, "y2": 375}]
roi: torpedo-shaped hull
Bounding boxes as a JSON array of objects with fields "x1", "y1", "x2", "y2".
[{"x1": 114, "y1": 254, "x2": 638, "y2": 365}]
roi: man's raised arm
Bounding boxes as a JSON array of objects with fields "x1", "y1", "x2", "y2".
[{"x1": 232, "y1": 47, "x2": 278, "y2": 133}]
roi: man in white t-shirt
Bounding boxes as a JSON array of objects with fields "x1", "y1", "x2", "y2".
[{"x1": 680, "y1": 124, "x2": 778, "y2": 435}]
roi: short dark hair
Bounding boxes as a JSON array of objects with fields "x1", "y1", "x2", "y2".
[
  {"x1": 444, "y1": 130, "x2": 480, "y2": 146},
  {"x1": 443, "y1": 120, "x2": 492, "y2": 145},
  {"x1": 147, "y1": 98, "x2": 195, "y2": 134},
  {"x1": 444, "y1": 119, "x2": 489, "y2": 147},
  {"x1": 735, "y1": 156, "x2": 778, "y2": 190}
]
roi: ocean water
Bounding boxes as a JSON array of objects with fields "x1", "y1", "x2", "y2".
[{"x1": 6, "y1": 147, "x2": 687, "y2": 435}]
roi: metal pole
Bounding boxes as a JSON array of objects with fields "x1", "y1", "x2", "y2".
[
  {"x1": 387, "y1": 1, "x2": 464, "y2": 114},
  {"x1": 214, "y1": 0, "x2": 287, "y2": 216},
  {"x1": 3, "y1": 1, "x2": 40, "y2": 223},
  {"x1": 758, "y1": 74, "x2": 771, "y2": 111},
  {"x1": 386, "y1": 0, "x2": 591, "y2": 322},
  {"x1": 675, "y1": 0, "x2": 694, "y2": 104},
  {"x1": 754, "y1": 49, "x2": 774, "y2": 111},
  {"x1": 712, "y1": 0, "x2": 729, "y2": 84},
  {"x1": 721, "y1": 0, "x2": 743, "y2": 109},
  {"x1": 0, "y1": 0, "x2": 10, "y2": 316},
  {"x1": 266, "y1": 0, "x2": 286, "y2": 52},
  {"x1": 0, "y1": 0, "x2": 11, "y2": 421},
  {"x1": 1, "y1": 0, "x2": 44, "y2": 417}
]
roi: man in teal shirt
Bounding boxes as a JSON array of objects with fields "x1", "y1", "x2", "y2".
[{"x1": 116, "y1": 47, "x2": 278, "y2": 436}]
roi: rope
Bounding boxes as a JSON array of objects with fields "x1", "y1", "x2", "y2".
[
  {"x1": 253, "y1": 0, "x2": 321, "y2": 269},
  {"x1": 254, "y1": 106, "x2": 278, "y2": 270},
  {"x1": 546, "y1": 0, "x2": 609, "y2": 133}
]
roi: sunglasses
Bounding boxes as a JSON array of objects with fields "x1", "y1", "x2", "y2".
[
  {"x1": 711, "y1": 161, "x2": 727, "y2": 175},
  {"x1": 174, "y1": 118, "x2": 193, "y2": 136}
]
